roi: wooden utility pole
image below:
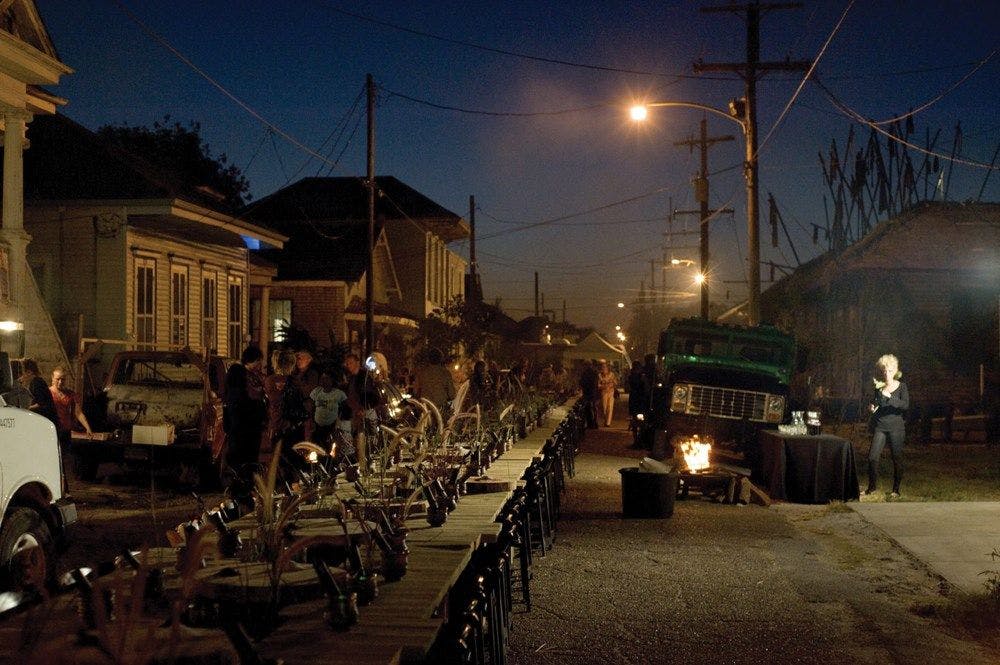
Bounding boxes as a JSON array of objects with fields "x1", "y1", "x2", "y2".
[
  {"x1": 695, "y1": 1, "x2": 809, "y2": 326},
  {"x1": 534, "y1": 271, "x2": 539, "y2": 317},
  {"x1": 674, "y1": 116, "x2": 734, "y2": 320},
  {"x1": 466, "y1": 195, "x2": 482, "y2": 303},
  {"x1": 365, "y1": 73, "x2": 376, "y2": 357}
]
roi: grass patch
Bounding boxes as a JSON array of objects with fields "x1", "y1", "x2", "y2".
[
  {"x1": 847, "y1": 441, "x2": 1000, "y2": 502},
  {"x1": 911, "y1": 592, "x2": 1000, "y2": 650}
]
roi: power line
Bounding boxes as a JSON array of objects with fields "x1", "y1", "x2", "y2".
[
  {"x1": 815, "y1": 76, "x2": 1000, "y2": 171},
  {"x1": 382, "y1": 86, "x2": 610, "y2": 118},
  {"x1": 315, "y1": 1, "x2": 713, "y2": 81}
]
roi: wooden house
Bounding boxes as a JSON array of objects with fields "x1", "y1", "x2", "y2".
[
  {"x1": 0, "y1": 0, "x2": 72, "y2": 374},
  {"x1": 20, "y1": 114, "x2": 285, "y2": 390},
  {"x1": 241, "y1": 177, "x2": 468, "y2": 358},
  {"x1": 759, "y1": 201, "x2": 999, "y2": 416}
]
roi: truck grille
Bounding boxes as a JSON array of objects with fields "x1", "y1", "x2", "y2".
[{"x1": 685, "y1": 385, "x2": 768, "y2": 421}]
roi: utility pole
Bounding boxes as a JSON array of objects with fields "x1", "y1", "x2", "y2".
[
  {"x1": 365, "y1": 73, "x2": 376, "y2": 357},
  {"x1": 695, "y1": 1, "x2": 809, "y2": 326},
  {"x1": 534, "y1": 271, "x2": 539, "y2": 317},
  {"x1": 674, "y1": 116, "x2": 734, "y2": 320},
  {"x1": 466, "y1": 195, "x2": 482, "y2": 303}
]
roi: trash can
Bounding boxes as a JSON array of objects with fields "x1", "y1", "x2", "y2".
[{"x1": 619, "y1": 467, "x2": 678, "y2": 518}]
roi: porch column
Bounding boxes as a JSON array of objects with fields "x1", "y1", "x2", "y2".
[
  {"x1": 0, "y1": 108, "x2": 32, "y2": 323},
  {"x1": 259, "y1": 284, "x2": 270, "y2": 348}
]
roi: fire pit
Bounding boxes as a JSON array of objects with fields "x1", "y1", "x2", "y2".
[{"x1": 672, "y1": 436, "x2": 769, "y2": 505}]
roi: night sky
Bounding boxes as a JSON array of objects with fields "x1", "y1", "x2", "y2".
[{"x1": 34, "y1": 1, "x2": 1000, "y2": 335}]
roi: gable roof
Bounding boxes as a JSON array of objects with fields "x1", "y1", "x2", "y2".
[
  {"x1": 242, "y1": 176, "x2": 469, "y2": 242},
  {"x1": 762, "y1": 201, "x2": 1000, "y2": 302},
  {"x1": 254, "y1": 220, "x2": 379, "y2": 281},
  {"x1": 18, "y1": 113, "x2": 285, "y2": 246}
]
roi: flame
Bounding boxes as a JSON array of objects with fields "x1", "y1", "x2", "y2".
[{"x1": 680, "y1": 437, "x2": 711, "y2": 472}]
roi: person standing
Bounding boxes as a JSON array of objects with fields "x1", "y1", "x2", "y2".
[
  {"x1": 19, "y1": 359, "x2": 58, "y2": 427},
  {"x1": 308, "y1": 370, "x2": 348, "y2": 446},
  {"x1": 864, "y1": 354, "x2": 909, "y2": 498},
  {"x1": 49, "y1": 366, "x2": 92, "y2": 445},
  {"x1": 626, "y1": 360, "x2": 648, "y2": 441},
  {"x1": 413, "y1": 347, "x2": 456, "y2": 413},
  {"x1": 597, "y1": 360, "x2": 618, "y2": 427},
  {"x1": 222, "y1": 346, "x2": 267, "y2": 486},
  {"x1": 262, "y1": 349, "x2": 296, "y2": 461}
]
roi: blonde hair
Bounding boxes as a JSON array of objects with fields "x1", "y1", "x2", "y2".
[{"x1": 873, "y1": 354, "x2": 902, "y2": 389}]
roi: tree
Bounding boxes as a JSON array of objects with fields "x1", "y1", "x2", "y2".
[{"x1": 98, "y1": 116, "x2": 251, "y2": 209}]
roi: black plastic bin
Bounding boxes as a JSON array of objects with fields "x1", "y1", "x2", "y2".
[{"x1": 619, "y1": 467, "x2": 678, "y2": 518}]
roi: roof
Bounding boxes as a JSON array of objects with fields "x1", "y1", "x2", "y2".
[
  {"x1": 763, "y1": 201, "x2": 1000, "y2": 300},
  {"x1": 254, "y1": 220, "x2": 379, "y2": 282},
  {"x1": 22, "y1": 114, "x2": 235, "y2": 211},
  {"x1": 242, "y1": 176, "x2": 469, "y2": 242},
  {"x1": 17, "y1": 114, "x2": 284, "y2": 246}
]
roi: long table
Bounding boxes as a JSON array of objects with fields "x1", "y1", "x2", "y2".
[
  {"x1": 758, "y1": 430, "x2": 860, "y2": 503},
  {"x1": 257, "y1": 405, "x2": 568, "y2": 664}
]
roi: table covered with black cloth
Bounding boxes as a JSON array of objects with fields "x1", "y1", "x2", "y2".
[{"x1": 758, "y1": 430, "x2": 860, "y2": 503}]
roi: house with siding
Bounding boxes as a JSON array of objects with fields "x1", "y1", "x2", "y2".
[
  {"x1": 19, "y1": 113, "x2": 285, "y2": 391},
  {"x1": 758, "y1": 201, "x2": 999, "y2": 416},
  {"x1": 241, "y1": 177, "x2": 468, "y2": 359},
  {"x1": 0, "y1": 0, "x2": 72, "y2": 375}
]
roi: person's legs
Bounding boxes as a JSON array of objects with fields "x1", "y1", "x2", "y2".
[
  {"x1": 866, "y1": 430, "x2": 887, "y2": 492},
  {"x1": 886, "y1": 426, "x2": 905, "y2": 493},
  {"x1": 602, "y1": 392, "x2": 614, "y2": 426}
]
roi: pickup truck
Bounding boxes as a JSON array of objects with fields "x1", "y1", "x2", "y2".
[
  {"x1": 71, "y1": 350, "x2": 229, "y2": 486},
  {"x1": 649, "y1": 317, "x2": 795, "y2": 466},
  {"x1": 0, "y1": 402, "x2": 77, "y2": 591}
]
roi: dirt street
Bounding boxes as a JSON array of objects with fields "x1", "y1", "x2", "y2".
[{"x1": 507, "y1": 413, "x2": 1000, "y2": 664}]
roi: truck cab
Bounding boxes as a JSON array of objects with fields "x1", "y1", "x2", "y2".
[
  {"x1": 0, "y1": 388, "x2": 77, "y2": 590},
  {"x1": 649, "y1": 318, "x2": 795, "y2": 464},
  {"x1": 72, "y1": 350, "x2": 230, "y2": 485}
]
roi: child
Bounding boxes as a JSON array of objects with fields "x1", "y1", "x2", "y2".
[{"x1": 308, "y1": 370, "x2": 348, "y2": 447}]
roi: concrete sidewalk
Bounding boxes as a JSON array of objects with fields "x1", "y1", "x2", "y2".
[{"x1": 852, "y1": 502, "x2": 1000, "y2": 594}]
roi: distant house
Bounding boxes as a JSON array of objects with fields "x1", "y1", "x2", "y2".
[
  {"x1": 19, "y1": 114, "x2": 285, "y2": 390},
  {"x1": 0, "y1": 0, "x2": 72, "y2": 372},
  {"x1": 241, "y1": 177, "x2": 468, "y2": 358},
  {"x1": 759, "y1": 202, "x2": 999, "y2": 414}
]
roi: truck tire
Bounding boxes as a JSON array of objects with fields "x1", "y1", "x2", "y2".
[{"x1": 0, "y1": 507, "x2": 55, "y2": 591}]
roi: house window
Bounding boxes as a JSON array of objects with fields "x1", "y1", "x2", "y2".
[
  {"x1": 228, "y1": 275, "x2": 244, "y2": 356},
  {"x1": 202, "y1": 273, "x2": 217, "y2": 351},
  {"x1": 135, "y1": 257, "x2": 156, "y2": 349},
  {"x1": 270, "y1": 299, "x2": 292, "y2": 342},
  {"x1": 171, "y1": 265, "x2": 189, "y2": 348}
]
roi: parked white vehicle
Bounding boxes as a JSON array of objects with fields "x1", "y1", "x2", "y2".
[{"x1": 0, "y1": 404, "x2": 77, "y2": 590}]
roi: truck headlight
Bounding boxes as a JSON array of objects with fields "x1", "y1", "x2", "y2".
[
  {"x1": 671, "y1": 384, "x2": 690, "y2": 413},
  {"x1": 764, "y1": 395, "x2": 785, "y2": 422}
]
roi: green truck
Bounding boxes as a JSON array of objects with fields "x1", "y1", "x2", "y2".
[{"x1": 649, "y1": 318, "x2": 795, "y2": 465}]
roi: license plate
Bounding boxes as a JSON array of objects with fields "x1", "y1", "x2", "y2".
[{"x1": 123, "y1": 446, "x2": 150, "y2": 461}]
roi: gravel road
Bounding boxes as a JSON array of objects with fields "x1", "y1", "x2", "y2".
[{"x1": 507, "y1": 413, "x2": 1000, "y2": 665}]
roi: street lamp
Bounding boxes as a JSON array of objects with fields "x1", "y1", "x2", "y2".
[
  {"x1": 670, "y1": 258, "x2": 695, "y2": 267},
  {"x1": 630, "y1": 98, "x2": 760, "y2": 326}
]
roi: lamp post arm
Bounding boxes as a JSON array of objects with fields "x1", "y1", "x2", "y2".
[{"x1": 644, "y1": 101, "x2": 746, "y2": 131}]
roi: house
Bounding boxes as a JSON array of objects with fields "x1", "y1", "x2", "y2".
[
  {"x1": 19, "y1": 113, "x2": 285, "y2": 391},
  {"x1": 759, "y1": 201, "x2": 1000, "y2": 415},
  {"x1": 241, "y1": 176, "x2": 468, "y2": 360},
  {"x1": 0, "y1": 0, "x2": 72, "y2": 373}
]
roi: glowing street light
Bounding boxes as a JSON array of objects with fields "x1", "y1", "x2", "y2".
[
  {"x1": 694, "y1": 273, "x2": 706, "y2": 285},
  {"x1": 630, "y1": 97, "x2": 760, "y2": 325},
  {"x1": 617, "y1": 302, "x2": 625, "y2": 309},
  {"x1": 670, "y1": 258, "x2": 695, "y2": 267}
]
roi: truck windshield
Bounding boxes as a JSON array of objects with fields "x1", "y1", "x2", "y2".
[
  {"x1": 114, "y1": 358, "x2": 203, "y2": 388},
  {"x1": 666, "y1": 332, "x2": 790, "y2": 368}
]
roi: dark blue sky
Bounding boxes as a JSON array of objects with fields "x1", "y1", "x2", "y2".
[{"x1": 34, "y1": 1, "x2": 1000, "y2": 333}]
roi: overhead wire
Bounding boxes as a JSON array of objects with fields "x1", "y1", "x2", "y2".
[
  {"x1": 112, "y1": 0, "x2": 356, "y2": 174},
  {"x1": 866, "y1": 46, "x2": 999, "y2": 126},
  {"x1": 814, "y1": 77, "x2": 1000, "y2": 171},
  {"x1": 314, "y1": 1, "x2": 714, "y2": 81},
  {"x1": 754, "y1": 0, "x2": 856, "y2": 161},
  {"x1": 382, "y1": 86, "x2": 611, "y2": 118}
]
